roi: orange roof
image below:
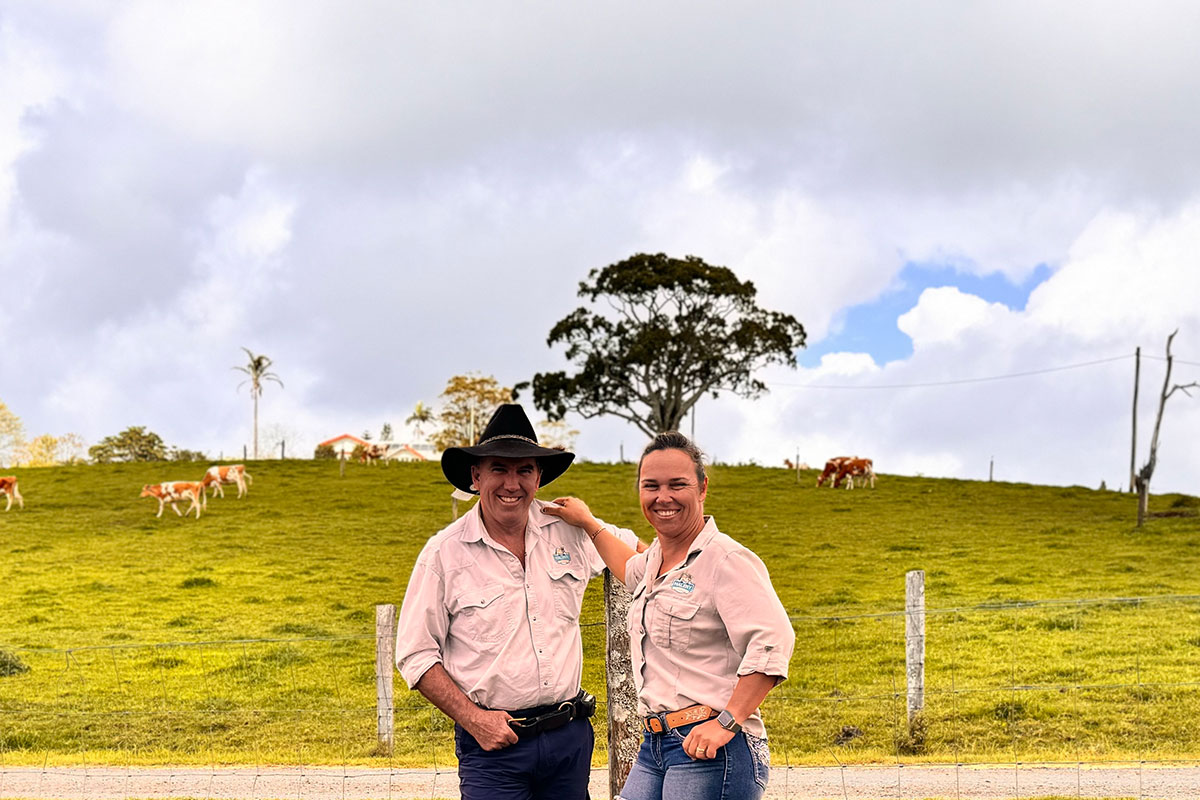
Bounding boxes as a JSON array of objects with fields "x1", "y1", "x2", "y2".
[{"x1": 318, "y1": 433, "x2": 369, "y2": 447}]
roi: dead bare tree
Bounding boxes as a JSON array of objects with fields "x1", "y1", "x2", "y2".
[{"x1": 1134, "y1": 330, "x2": 1198, "y2": 526}]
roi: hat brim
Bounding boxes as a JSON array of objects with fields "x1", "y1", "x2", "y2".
[{"x1": 441, "y1": 439, "x2": 575, "y2": 494}]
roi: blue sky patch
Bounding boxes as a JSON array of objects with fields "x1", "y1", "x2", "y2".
[{"x1": 798, "y1": 262, "x2": 1054, "y2": 367}]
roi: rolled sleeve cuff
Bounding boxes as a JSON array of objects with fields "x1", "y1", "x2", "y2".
[
  {"x1": 398, "y1": 651, "x2": 441, "y2": 690},
  {"x1": 736, "y1": 642, "x2": 792, "y2": 681}
]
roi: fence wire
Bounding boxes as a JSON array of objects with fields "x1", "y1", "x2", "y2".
[{"x1": 3, "y1": 593, "x2": 1200, "y2": 798}]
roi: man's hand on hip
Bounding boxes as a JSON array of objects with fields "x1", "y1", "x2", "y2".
[{"x1": 464, "y1": 707, "x2": 520, "y2": 751}]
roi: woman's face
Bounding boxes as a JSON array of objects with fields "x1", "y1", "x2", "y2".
[{"x1": 638, "y1": 448, "x2": 707, "y2": 541}]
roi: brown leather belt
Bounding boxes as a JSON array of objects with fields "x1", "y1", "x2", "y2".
[{"x1": 643, "y1": 704, "x2": 716, "y2": 733}]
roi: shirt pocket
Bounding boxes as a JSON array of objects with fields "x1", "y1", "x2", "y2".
[
  {"x1": 548, "y1": 564, "x2": 586, "y2": 620},
  {"x1": 649, "y1": 596, "x2": 701, "y2": 651},
  {"x1": 449, "y1": 582, "x2": 511, "y2": 644}
]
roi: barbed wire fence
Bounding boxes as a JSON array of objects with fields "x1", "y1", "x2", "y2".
[{"x1": 4, "y1": 582, "x2": 1200, "y2": 798}]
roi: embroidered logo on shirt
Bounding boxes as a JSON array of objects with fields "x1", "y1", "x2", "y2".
[
  {"x1": 553, "y1": 546, "x2": 572, "y2": 564},
  {"x1": 671, "y1": 572, "x2": 695, "y2": 594}
]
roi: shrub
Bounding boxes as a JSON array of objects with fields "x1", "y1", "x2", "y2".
[
  {"x1": 313, "y1": 444, "x2": 336, "y2": 460},
  {"x1": 0, "y1": 649, "x2": 30, "y2": 677}
]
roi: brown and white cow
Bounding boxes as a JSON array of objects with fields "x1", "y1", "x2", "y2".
[
  {"x1": 0, "y1": 476, "x2": 23, "y2": 511},
  {"x1": 201, "y1": 464, "x2": 252, "y2": 504},
  {"x1": 816, "y1": 457, "x2": 852, "y2": 487},
  {"x1": 359, "y1": 444, "x2": 388, "y2": 465},
  {"x1": 835, "y1": 457, "x2": 876, "y2": 490},
  {"x1": 141, "y1": 482, "x2": 204, "y2": 518}
]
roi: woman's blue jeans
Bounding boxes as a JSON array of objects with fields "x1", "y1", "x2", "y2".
[{"x1": 617, "y1": 720, "x2": 770, "y2": 800}]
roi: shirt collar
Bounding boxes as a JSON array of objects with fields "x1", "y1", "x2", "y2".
[
  {"x1": 645, "y1": 515, "x2": 718, "y2": 577},
  {"x1": 459, "y1": 500, "x2": 551, "y2": 544},
  {"x1": 687, "y1": 515, "x2": 719, "y2": 556}
]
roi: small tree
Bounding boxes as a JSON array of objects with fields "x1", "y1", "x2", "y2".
[
  {"x1": 313, "y1": 444, "x2": 337, "y2": 460},
  {"x1": 406, "y1": 402, "x2": 434, "y2": 440},
  {"x1": 234, "y1": 347, "x2": 283, "y2": 460},
  {"x1": 529, "y1": 253, "x2": 807, "y2": 437},
  {"x1": 432, "y1": 375, "x2": 513, "y2": 452},
  {"x1": 0, "y1": 400, "x2": 25, "y2": 468},
  {"x1": 55, "y1": 433, "x2": 88, "y2": 464},
  {"x1": 380, "y1": 422, "x2": 393, "y2": 441},
  {"x1": 536, "y1": 419, "x2": 581, "y2": 451},
  {"x1": 17, "y1": 434, "x2": 60, "y2": 467},
  {"x1": 1134, "y1": 330, "x2": 1198, "y2": 526},
  {"x1": 89, "y1": 427, "x2": 168, "y2": 463}
]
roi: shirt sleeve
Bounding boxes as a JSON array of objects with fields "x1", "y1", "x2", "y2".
[
  {"x1": 713, "y1": 548, "x2": 795, "y2": 681},
  {"x1": 394, "y1": 540, "x2": 449, "y2": 690},
  {"x1": 622, "y1": 549, "x2": 650, "y2": 593},
  {"x1": 581, "y1": 519, "x2": 642, "y2": 579}
]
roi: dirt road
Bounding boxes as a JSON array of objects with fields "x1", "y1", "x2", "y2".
[{"x1": 1, "y1": 764, "x2": 1196, "y2": 799}]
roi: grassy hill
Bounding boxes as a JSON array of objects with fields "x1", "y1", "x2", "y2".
[{"x1": 1, "y1": 459, "x2": 1198, "y2": 766}]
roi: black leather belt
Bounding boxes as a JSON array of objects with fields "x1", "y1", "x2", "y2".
[{"x1": 502, "y1": 690, "x2": 596, "y2": 739}]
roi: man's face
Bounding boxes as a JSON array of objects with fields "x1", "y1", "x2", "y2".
[{"x1": 471, "y1": 456, "x2": 542, "y2": 534}]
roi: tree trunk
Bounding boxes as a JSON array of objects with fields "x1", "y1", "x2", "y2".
[
  {"x1": 252, "y1": 394, "x2": 259, "y2": 460},
  {"x1": 1136, "y1": 477, "x2": 1149, "y2": 527}
]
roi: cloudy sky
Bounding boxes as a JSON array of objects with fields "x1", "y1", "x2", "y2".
[{"x1": 3, "y1": 1, "x2": 1199, "y2": 493}]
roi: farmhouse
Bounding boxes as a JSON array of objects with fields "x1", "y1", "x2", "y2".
[
  {"x1": 318, "y1": 434, "x2": 369, "y2": 459},
  {"x1": 317, "y1": 435, "x2": 438, "y2": 462}
]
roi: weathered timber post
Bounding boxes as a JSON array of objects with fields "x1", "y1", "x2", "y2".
[
  {"x1": 1130, "y1": 346, "x2": 1140, "y2": 492},
  {"x1": 605, "y1": 571, "x2": 639, "y2": 797},
  {"x1": 375, "y1": 603, "x2": 397, "y2": 753},
  {"x1": 905, "y1": 570, "x2": 925, "y2": 726}
]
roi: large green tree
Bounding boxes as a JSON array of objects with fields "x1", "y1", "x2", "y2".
[
  {"x1": 88, "y1": 426, "x2": 168, "y2": 463},
  {"x1": 528, "y1": 253, "x2": 807, "y2": 437},
  {"x1": 234, "y1": 347, "x2": 283, "y2": 460}
]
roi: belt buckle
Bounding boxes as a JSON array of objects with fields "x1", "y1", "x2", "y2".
[{"x1": 645, "y1": 713, "x2": 666, "y2": 734}]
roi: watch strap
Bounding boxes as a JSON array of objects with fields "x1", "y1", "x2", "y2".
[{"x1": 716, "y1": 709, "x2": 742, "y2": 733}]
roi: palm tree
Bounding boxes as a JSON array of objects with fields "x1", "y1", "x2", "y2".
[
  {"x1": 406, "y1": 401, "x2": 433, "y2": 441},
  {"x1": 234, "y1": 348, "x2": 283, "y2": 459}
]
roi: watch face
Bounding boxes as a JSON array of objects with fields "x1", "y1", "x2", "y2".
[{"x1": 718, "y1": 710, "x2": 740, "y2": 731}]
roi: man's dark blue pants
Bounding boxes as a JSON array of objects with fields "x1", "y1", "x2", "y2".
[{"x1": 454, "y1": 718, "x2": 594, "y2": 800}]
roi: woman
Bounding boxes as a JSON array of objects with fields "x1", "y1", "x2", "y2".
[{"x1": 544, "y1": 431, "x2": 794, "y2": 800}]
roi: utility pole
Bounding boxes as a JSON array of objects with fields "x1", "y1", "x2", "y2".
[{"x1": 1130, "y1": 346, "x2": 1140, "y2": 492}]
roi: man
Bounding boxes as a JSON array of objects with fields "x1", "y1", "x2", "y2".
[{"x1": 395, "y1": 404, "x2": 642, "y2": 800}]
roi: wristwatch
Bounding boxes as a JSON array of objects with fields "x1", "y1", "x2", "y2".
[{"x1": 716, "y1": 710, "x2": 742, "y2": 733}]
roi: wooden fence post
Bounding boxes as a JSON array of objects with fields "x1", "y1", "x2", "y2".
[
  {"x1": 376, "y1": 603, "x2": 397, "y2": 753},
  {"x1": 905, "y1": 570, "x2": 925, "y2": 725},
  {"x1": 605, "y1": 571, "x2": 639, "y2": 797}
]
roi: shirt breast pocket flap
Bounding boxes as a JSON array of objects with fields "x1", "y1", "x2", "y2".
[
  {"x1": 651, "y1": 597, "x2": 701, "y2": 650},
  {"x1": 450, "y1": 583, "x2": 510, "y2": 643},
  {"x1": 548, "y1": 564, "x2": 586, "y2": 620}
]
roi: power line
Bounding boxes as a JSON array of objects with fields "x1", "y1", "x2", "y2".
[{"x1": 773, "y1": 354, "x2": 1134, "y2": 390}]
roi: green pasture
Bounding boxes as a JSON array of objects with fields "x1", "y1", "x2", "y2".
[{"x1": 1, "y1": 460, "x2": 1198, "y2": 768}]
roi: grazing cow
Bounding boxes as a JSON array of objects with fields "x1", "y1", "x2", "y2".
[
  {"x1": 201, "y1": 464, "x2": 252, "y2": 504},
  {"x1": 816, "y1": 457, "x2": 852, "y2": 487},
  {"x1": 835, "y1": 458, "x2": 876, "y2": 490},
  {"x1": 141, "y1": 482, "x2": 204, "y2": 518},
  {"x1": 359, "y1": 444, "x2": 388, "y2": 465},
  {"x1": 0, "y1": 476, "x2": 23, "y2": 511}
]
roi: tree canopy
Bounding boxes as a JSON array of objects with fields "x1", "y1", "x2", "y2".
[
  {"x1": 529, "y1": 253, "x2": 806, "y2": 437},
  {"x1": 432, "y1": 374, "x2": 513, "y2": 452},
  {"x1": 88, "y1": 426, "x2": 169, "y2": 463}
]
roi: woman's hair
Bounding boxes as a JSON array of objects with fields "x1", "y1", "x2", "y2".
[{"x1": 637, "y1": 431, "x2": 707, "y2": 485}]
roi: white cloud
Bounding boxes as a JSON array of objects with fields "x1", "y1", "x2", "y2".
[
  {"x1": 898, "y1": 287, "x2": 1015, "y2": 348},
  {"x1": 2, "y1": 2, "x2": 1199, "y2": 498},
  {"x1": 720, "y1": 202, "x2": 1200, "y2": 493}
]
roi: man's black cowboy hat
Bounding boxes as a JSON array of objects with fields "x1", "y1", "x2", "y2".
[{"x1": 440, "y1": 404, "x2": 575, "y2": 494}]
